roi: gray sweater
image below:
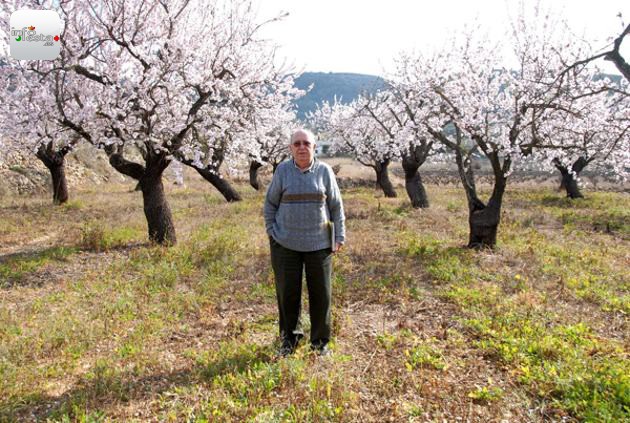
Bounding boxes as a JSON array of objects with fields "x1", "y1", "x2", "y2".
[{"x1": 264, "y1": 159, "x2": 346, "y2": 252}]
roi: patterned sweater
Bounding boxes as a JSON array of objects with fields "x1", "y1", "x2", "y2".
[{"x1": 264, "y1": 159, "x2": 346, "y2": 252}]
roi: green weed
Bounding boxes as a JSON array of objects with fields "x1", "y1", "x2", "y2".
[
  {"x1": 0, "y1": 246, "x2": 77, "y2": 286},
  {"x1": 62, "y1": 199, "x2": 84, "y2": 211},
  {"x1": 80, "y1": 223, "x2": 142, "y2": 252},
  {"x1": 467, "y1": 385, "x2": 504, "y2": 404},
  {"x1": 404, "y1": 341, "x2": 447, "y2": 371}
]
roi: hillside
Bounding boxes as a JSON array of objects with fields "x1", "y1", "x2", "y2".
[
  {"x1": 290, "y1": 71, "x2": 624, "y2": 121},
  {"x1": 293, "y1": 72, "x2": 386, "y2": 119}
]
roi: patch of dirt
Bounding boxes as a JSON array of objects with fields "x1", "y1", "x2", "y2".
[{"x1": 0, "y1": 232, "x2": 59, "y2": 257}]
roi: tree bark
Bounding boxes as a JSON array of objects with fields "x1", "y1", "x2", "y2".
[
  {"x1": 36, "y1": 144, "x2": 69, "y2": 205},
  {"x1": 107, "y1": 146, "x2": 176, "y2": 245},
  {"x1": 605, "y1": 24, "x2": 630, "y2": 82},
  {"x1": 140, "y1": 173, "x2": 177, "y2": 245},
  {"x1": 468, "y1": 200, "x2": 502, "y2": 249},
  {"x1": 195, "y1": 167, "x2": 242, "y2": 202},
  {"x1": 374, "y1": 159, "x2": 397, "y2": 197},
  {"x1": 554, "y1": 157, "x2": 587, "y2": 199},
  {"x1": 557, "y1": 167, "x2": 583, "y2": 199},
  {"x1": 467, "y1": 178, "x2": 506, "y2": 249},
  {"x1": 401, "y1": 150, "x2": 429, "y2": 208},
  {"x1": 49, "y1": 161, "x2": 69, "y2": 205},
  {"x1": 249, "y1": 160, "x2": 264, "y2": 191},
  {"x1": 455, "y1": 148, "x2": 506, "y2": 249}
]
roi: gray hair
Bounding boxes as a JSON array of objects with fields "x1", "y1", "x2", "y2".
[{"x1": 290, "y1": 128, "x2": 316, "y2": 144}]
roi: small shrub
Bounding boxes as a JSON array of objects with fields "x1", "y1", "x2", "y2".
[
  {"x1": 446, "y1": 201, "x2": 461, "y2": 212},
  {"x1": 80, "y1": 223, "x2": 141, "y2": 252},
  {"x1": 80, "y1": 223, "x2": 108, "y2": 251},
  {"x1": 376, "y1": 332, "x2": 399, "y2": 351},
  {"x1": 405, "y1": 342, "x2": 447, "y2": 371},
  {"x1": 467, "y1": 386, "x2": 504, "y2": 404},
  {"x1": 399, "y1": 232, "x2": 443, "y2": 258},
  {"x1": 62, "y1": 199, "x2": 84, "y2": 211}
]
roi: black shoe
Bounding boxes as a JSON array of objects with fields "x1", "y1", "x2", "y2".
[
  {"x1": 311, "y1": 342, "x2": 331, "y2": 357},
  {"x1": 278, "y1": 338, "x2": 298, "y2": 357}
]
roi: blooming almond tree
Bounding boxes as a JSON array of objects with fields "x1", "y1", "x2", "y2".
[
  {"x1": 246, "y1": 106, "x2": 297, "y2": 191},
  {"x1": 241, "y1": 76, "x2": 303, "y2": 190},
  {"x1": 439, "y1": 38, "x2": 563, "y2": 248},
  {"x1": 310, "y1": 99, "x2": 399, "y2": 197},
  {"x1": 360, "y1": 87, "x2": 435, "y2": 208},
  {"x1": 180, "y1": 75, "x2": 301, "y2": 198},
  {"x1": 176, "y1": 117, "x2": 246, "y2": 203},
  {"x1": 1, "y1": 0, "x2": 289, "y2": 244},
  {"x1": 174, "y1": 71, "x2": 300, "y2": 200},
  {"x1": 398, "y1": 12, "x2": 607, "y2": 247},
  {"x1": 0, "y1": 60, "x2": 81, "y2": 204},
  {"x1": 536, "y1": 75, "x2": 630, "y2": 198}
]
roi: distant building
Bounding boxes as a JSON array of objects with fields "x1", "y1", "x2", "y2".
[{"x1": 315, "y1": 140, "x2": 332, "y2": 156}]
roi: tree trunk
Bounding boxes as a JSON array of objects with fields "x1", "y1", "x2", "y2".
[
  {"x1": 467, "y1": 162, "x2": 507, "y2": 248},
  {"x1": 401, "y1": 154, "x2": 429, "y2": 208},
  {"x1": 374, "y1": 159, "x2": 397, "y2": 198},
  {"x1": 455, "y1": 148, "x2": 506, "y2": 249},
  {"x1": 48, "y1": 160, "x2": 69, "y2": 205},
  {"x1": 559, "y1": 169, "x2": 583, "y2": 199},
  {"x1": 107, "y1": 146, "x2": 176, "y2": 245},
  {"x1": 468, "y1": 201, "x2": 502, "y2": 249},
  {"x1": 139, "y1": 169, "x2": 176, "y2": 245},
  {"x1": 555, "y1": 157, "x2": 587, "y2": 199},
  {"x1": 36, "y1": 145, "x2": 69, "y2": 205},
  {"x1": 249, "y1": 160, "x2": 264, "y2": 191},
  {"x1": 467, "y1": 177, "x2": 506, "y2": 249},
  {"x1": 195, "y1": 167, "x2": 242, "y2": 202},
  {"x1": 558, "y1": 175, "x2": 566, "y2": 191}
]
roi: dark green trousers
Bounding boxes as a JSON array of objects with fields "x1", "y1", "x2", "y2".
[{"x1": 270, "y1": 237, "x2": 333, "y2": 346}]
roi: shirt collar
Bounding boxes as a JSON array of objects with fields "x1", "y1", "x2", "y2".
[{"x1": 293, "y1": 158, "x2": 317, "y2": 173}]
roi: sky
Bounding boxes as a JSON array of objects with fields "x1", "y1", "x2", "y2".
[{"x1": 254, "y1": 0, "x2": 630, "y2": 76}]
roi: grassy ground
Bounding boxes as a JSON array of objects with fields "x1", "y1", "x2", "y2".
[{"x1": 0, "y1": 174, "x2": 628, "y2": 422}]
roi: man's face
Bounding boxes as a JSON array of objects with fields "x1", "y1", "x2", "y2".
[{"x1": 290, "y1": 131, "x2": 315, "y2": 167}]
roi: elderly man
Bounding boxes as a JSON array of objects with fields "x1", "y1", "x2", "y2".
[{"x1": 263, "y1": 128, "x2": 346, "y2": 356}]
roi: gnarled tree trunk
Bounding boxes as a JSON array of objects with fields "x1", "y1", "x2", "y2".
[
  {"x1": 374, "y1": 159, "x2": 397, "y2": 198},
  {"x1": 195, "y1": 167, "x2": 242, "y2": 202},
  {"x1": 140, "y1": 172, "x2": 176, "y2": 245},
  {"x1": 557, "y1": 168, "x2": 583, "y2": 199},
  {"x1": 35, "y1": 143, "x2": 69, "y2": 205},
  {"x1": 249, "y1": 160, "x2": 264, "y2": 191},
  {"x1": 554, "y1": 157, "x2": 587, "y2": 199},
  {"x1": 468, "y1": 197, "x2": 503, "y2": 248},
  {"x1": 107, "y1": 147, "x2": 176, "y2": 245},
  {"x1": 456, "y1": 148, "x2": 507, "y2": 249},
  {"x1": 466, "y1": 176, "x2": 506, "y2": 249},
  {"x1": 401, "y1": 147, "x2": 429, "y2": 208}
]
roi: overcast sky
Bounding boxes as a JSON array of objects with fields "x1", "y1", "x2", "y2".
[{"x1": 254, "y1": 0, "x2": 629, "y2": 76}]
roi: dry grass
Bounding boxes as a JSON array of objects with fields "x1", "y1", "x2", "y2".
[{"x1": 0, "y1": 168, "x2": 628, "y2": 422}]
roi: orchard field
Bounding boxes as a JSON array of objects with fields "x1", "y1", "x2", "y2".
[{"x1": 1, "y1": 167, "x2": 628, "y2": 422}]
